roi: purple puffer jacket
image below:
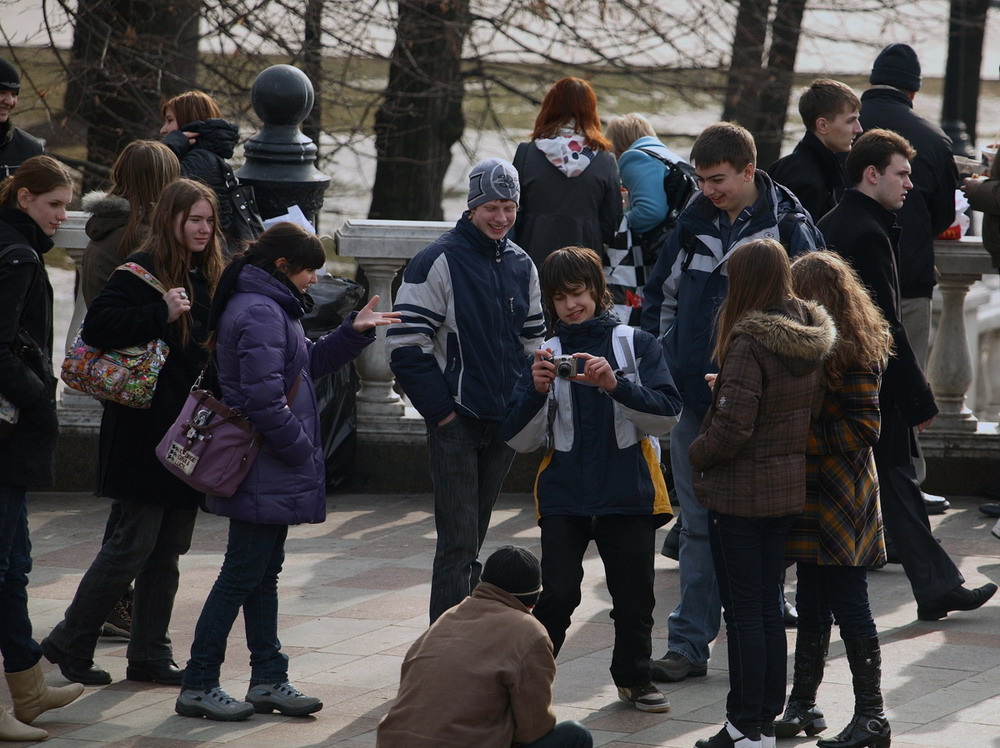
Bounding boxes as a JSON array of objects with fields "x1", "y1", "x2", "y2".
[{"x1": 204, "y1": 264, "x2": 373, "y2": 524}]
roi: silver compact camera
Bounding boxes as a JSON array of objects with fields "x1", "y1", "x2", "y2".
[{"x1": 547, "y1": 354, "x2": 584, "y2": 379}]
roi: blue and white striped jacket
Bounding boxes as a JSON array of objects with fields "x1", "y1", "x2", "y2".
[
  {"x1": 387, "y1": 216, "x2": 545, "y2": 424},
  {"x1": 641, "y1": 170, "x2": 823, "y2": 414}
]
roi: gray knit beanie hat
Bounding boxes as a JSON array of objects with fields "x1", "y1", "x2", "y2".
[
  {"x1": 870, "y1": 43, "x2": 922, "y2": 92},
  {"x1": 468, "y1": 158, "x2": 520, "y2": 209},
  {"x1": 0, "y1": 58, "x2": 20, "y2": 93}
]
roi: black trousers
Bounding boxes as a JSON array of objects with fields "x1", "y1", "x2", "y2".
[
  {"x1": 534, "y1": 514, "x2": 658, "y2": 687},
  {"x1": 876, "y1": 460, "x2": 963, "y2": 603}
]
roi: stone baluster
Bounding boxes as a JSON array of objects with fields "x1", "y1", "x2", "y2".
[
  {"x1": 925, "y1": 237, "x2": 994, "y2": 432},
  {"x1": 52, "y1": 211, "x2": 102, "y2": 433},
  {"x1": 335, "y1": 219, "x2": 451, "y2": 442}
]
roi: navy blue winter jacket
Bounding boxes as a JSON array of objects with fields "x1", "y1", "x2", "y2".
[
  {"x1": 388, "y1": 215, "x2": 545, "y2": 424},
  {"x1": 641, "y1": 170, "x2": 823, "y2": 414}
]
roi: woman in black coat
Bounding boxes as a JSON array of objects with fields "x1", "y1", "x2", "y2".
[
  {"x1": 160, "y1": 90, "x2": 244, "y2": 250},
  {"x1": 512, "y1": 77, "x2": 622, "y2": 268},
  {"x1": 42, "y1": 179, "x2": 224, "y2": 688},
  {"x1": 0, "y1": 155, "x2": 84, "y2": 741}
]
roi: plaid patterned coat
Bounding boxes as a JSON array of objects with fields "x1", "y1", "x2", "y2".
[{"x1": 786, "y1": 368, "x2": 886, "y2": 567}]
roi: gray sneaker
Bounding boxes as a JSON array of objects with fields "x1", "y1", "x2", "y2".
[
  {"x1": 650, "y1": 651, "x2": 708, "y2": 682},
  {"x1": 175, "y1": 687, "x2": 255, "y2": 721},
  {"x1": 617, "y1": 683, "x2": 670, "y2": 713},
  {"x1": 245, "y1": 682, "x2": 323, "y2": 716}
]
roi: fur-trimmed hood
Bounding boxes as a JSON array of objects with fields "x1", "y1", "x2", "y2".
[
  {"x1": 732, "y1": 298, "x2": 836, "y2": 376},
  {"x1": 83, "y1": 191, "x2": 130, "y2": 242}
]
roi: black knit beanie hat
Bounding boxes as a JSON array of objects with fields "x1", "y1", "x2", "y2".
[
  {"x1": 481, "y1": 546, "x2": 542, "y2": 605},
  {"x1": 870, "y1": 43, "x2": 921, "y2": 92},
  {"x1": 0, "y1": 58, "x2": 20, "y2": 93}
]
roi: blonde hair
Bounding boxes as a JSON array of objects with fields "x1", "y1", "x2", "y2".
[
  {"x1": 791, "y1": 251, "x2": 892, "y2": 388},
  {"x1": 605, "y1": 114, "x2": 656, "y2": 158}
]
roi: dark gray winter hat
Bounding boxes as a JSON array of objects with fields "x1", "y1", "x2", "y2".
[
  {"x1": 468, "y1": 157, "x2": 520, "y2": 209},
  {"x1": 481, "y1": 545, "x2": 541, "y2": 604},
  {"x1": 870, "y1": 43, "x2": 921, "y2": 92},
  {"x1": 0, "y1": 58, "x2": 20, "y2": 93}
]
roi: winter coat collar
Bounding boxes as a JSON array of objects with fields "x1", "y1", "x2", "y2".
[
  {"x1": 731, "y1": 299, "x2": 835, "y2": 375},
  {"x1": 840, "y1": 188, "x2": 898, "y2": 231},
  {"x1": 235, "y1": 263, "x2": 306, "y2": 319},
  {"x1": 471, "y1": 582, "x2": 532, "y2": 614},
  {"x1": 555, "y1": 311, "x2": 618, "y2": 350},
  {"x1": 0, "y1": 119, "x2": 13, "y2": 146},
  {"x1": 0, "y1": 205, "x2": 54, "y2": 254},
  {"x1": 861, "y1": 86, "x2": 914, "y2": 110},
  {"x1": 83, "y1": 191, "x2": 131, "y2": 242},
  {"x1": 456, "y1": 212, "x2": 510, "y2": 257},
  {"x1": 181, "y1": 118, "x2": 239, "y2": 160},
  {"x1": 689, "y1": 169, "x2": 800, "y2": 235}
]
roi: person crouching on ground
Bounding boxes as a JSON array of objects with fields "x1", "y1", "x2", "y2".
[
  {"x1": 377, "y1": 546, "x2": 593, "y2": 748},
  {"x1": 504, "y1": 245, "x2": 682, "y2": 713}
]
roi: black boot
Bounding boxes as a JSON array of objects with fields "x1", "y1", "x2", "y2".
[
  {"x1": 773, "y1": 629, "x2": 829, "y2": 738},
  {"x1": 816, "y1": 637, "x2": 891, "y2": 748}
]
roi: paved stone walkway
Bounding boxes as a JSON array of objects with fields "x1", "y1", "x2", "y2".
[{"x1": 4, "y1": 491, "x2": 999, "y2": 747}]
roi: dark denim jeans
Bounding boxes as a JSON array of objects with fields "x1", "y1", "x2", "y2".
[
  {"x1": 426, "y1": 415, "x2": 514, "y2": 623},
  {"x1": 0, "y1": 485, "x2": 42, "y2": 672},
  {"x1": 794, "y1": 563, "x2": 877, "y2": 641},
  {"x1": 524, "y1": 720, "x2": 594, "y2": 748},
  {"x1": 534, "y1": 514, "x2": 658, "y2": 687},
  {"x1": 182, "y1": 519, "x2": 289, "y2": 690},
  {"x1": 47, "y1": 499, "x2": 196, "y2": 663},
  {"x1": 709, "y1": 510, "x2": 794, "y2": 741}
]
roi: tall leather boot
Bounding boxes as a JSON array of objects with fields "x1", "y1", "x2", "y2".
[
  {"x1": 817, "y1": 636, "x2": 891, "y2": 748},
  {"x1": 0, "y1": 705, "x2": 47, "y2": 742},
  {"x1": 5, "y1": 662, "x2": 85, "y2": 724},
  {"x1": 773, "y1": 628, "x2": 830, "y2": 738}
]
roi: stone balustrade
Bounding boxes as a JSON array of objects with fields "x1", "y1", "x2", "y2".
[{"x1": 48, "y1": 213, "x2": 1000, "y2": 492}]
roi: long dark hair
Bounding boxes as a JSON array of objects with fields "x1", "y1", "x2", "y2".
[
  {"x1": 205, "y1": 222, "x2": 326, "y2": 351},
  {"x1": 713, "y1": 239, "x2": 794, "y2": 366},
  {"x1": 141, "y1": 178, "x2": 224, "y2": 345},
  {"x1": 108, "y1": 140, "x2": 180, "y2": 258}
]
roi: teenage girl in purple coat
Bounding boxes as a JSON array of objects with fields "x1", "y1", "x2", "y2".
[{"x1": 176, "y1": 222, "x2": 398, "y2": 721}]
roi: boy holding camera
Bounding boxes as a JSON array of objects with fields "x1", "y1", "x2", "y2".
[{"x1": 503, "y1": 246, "x2": 682, "y2": 712}]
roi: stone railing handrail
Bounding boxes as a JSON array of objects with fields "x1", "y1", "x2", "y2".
[{"x1": 49, "y1": 213, "x2": 1000, "y2": 459}]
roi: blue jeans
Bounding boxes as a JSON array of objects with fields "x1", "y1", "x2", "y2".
[
  {"x1": 524, "y1": 720, "x2": 594, "y2": 748},
  {"x1": 426, "y1": 415, "x2": 514, "y2": 623},
  {"x1": 795, "y1": 563, "x2": 877, "y2": 641},
  {"x1": 183, "y1": 520, "x2": 289, "y2": 690},
  {"x1": 0, "y1": 485, "x2": 42, "y2": 673},
  {"x1": 47, "y1": 499, "x2": 196, "y2": 663},
  {"x1": 665, "y1": 407, "x2": 721, "y2": 666},
  {"x1": 534, "y1": 514, "x2": 658, "y2": 686},
  {"x1": 709, "y1": 511, "x2": 794, "y2": 740}
]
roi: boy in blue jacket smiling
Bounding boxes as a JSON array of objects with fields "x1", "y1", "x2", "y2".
[{"x1": 503, "y1": 246, "x2": 681, "y2": 713}]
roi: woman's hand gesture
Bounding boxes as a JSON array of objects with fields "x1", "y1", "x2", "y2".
[
  {"x1": 163, "y1": 287, "x2": 191, "y2": 323},
  {"x1": 352, "y1": 295, "x2": 401, "y2": 333}
]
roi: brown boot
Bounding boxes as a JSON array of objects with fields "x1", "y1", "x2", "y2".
[
  {"x1": 5, "y1": 662, "x2": 85, "y2": 724},
  {"x1": 0, "y1": 705, "x2": 47, "y2": 742}
]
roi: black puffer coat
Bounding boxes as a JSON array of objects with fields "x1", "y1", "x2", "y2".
[
  {"x1": 162, "y1": 118, "x2": 240, "y2": 234},
  {"x1": 0, "y1": 121, "x2": 44, "y2": 179},
  {"x1": 0, "y1": 206, "x2": 57, "y2": 486},
  {"x1": 82, "y1": 250, "x2": 211, "y2": 508}
]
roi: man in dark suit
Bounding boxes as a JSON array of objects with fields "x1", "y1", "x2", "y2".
[{"x1": 819, "y1": 129, "x2": 996, "y2": 622}]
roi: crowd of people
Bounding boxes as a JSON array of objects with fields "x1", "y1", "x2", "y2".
[{"x1": 0, "y1": 40, "x2": 999, "y2": 748}]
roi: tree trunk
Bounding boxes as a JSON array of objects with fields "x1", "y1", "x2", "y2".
[
  {"x1": 368, "y1": 0, "x2": 471, "y2": 220},
  {"x1": 64, "y1": 0, "x2": 201, "y2": 189},
  {"x1": 302, "y1": 0, "x2": 324, "y2": 150},
  {"x1": 722, "y1": 0, "x2": 770, "y2": 125},
  {"x1": 755, "y1": 0, "x2": 807, "y2": 168}
]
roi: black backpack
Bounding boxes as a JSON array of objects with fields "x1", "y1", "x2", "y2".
[{"x1": 637, "y1": 147, "x2": 699, "y2": 229}]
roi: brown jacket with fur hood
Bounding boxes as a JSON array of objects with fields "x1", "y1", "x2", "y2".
[
  {"x1": 690, "y1": 298, "x2": 836, "y2": 518},
  {"x1": 81, "y1": 191, "x2": 131, "y2": 306}
]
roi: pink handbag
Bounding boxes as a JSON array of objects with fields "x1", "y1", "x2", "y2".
[{"x1": 156, "y1": 372, "x2": 300, "y2": 497}]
